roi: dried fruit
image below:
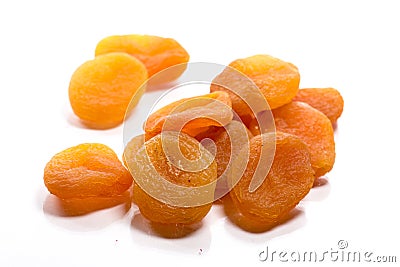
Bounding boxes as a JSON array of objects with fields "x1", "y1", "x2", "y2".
[
  {"x1": 196, "y1": 121, "x2": 253, "y2": 200},
  {"x1": 55, "y1": 192, "x2": 131, "y2": 216},
  {"x1": 226, "y1": 132, "x2": 314, "y2": 232},
  {"x1": 242, "y1": 111, "x2": 276, "y2": 137},
  {"x1": 125, "y1": 132, "x2": 217, "y2": 225},
  {"x1": 293, "y1": 88, "x2": 344, "y2": 124},
  {"x1": 273, "y1": 101, "x2": 335, "y2": 177},
  {"x1": 201, "y1": 121, "x2": 252, "y2": 178},
  {"x1": 211, "y1": 54, "x2": 300, "y2": 116},
  {"x1": 144, "y1": 91, "x2": 232, "y2": 140},
  {"x1": 44, "y1": 143, "x2": 133, "y2": 199},
  {"x1": 69, "y1": 52, "x2": 147, "y2": 129},
  {"x1": 95, "y1": 34, "x2": 189, "y2": 82}
]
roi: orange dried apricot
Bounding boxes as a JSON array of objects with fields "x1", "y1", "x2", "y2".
[
  {"x1": 125, "y1": 132, "x2": 217, "y2": 225},
  {"x1": 95, "y1": 34, "x2": 189, "y2": 82},
  {"x1": 56, "y1": 192, "x2": 131, "y2": 216},
  {"x1": 211, "y1": 54, "x2": 300, "y2": 115},
  {"x1": 144, "y1": 91, "x2": 232, "y2": 140},
  {"x1": 293, "y1": 88, "x2": 344, "y2": 124},
  {"x1": 69, "y1": 52, "x2": 147, "y2": 129},
  {"x1": 227, "y1": 132, "x2": 314, "y2": 232},
  {"x1": 273, "y1": 101, "x2": 335, "y2": 177},
  {"x1": 199, "y1": 121, "x2": 253, "y2": 179},
  {"x1": 199, "y1": 121, "x2": 253, "y2": 200},
  {"x1": 44, "y1": 143, "x2": 133, "y2": 199}
]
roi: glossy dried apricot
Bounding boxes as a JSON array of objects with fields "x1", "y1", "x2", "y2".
[
  {"x1": 55, "y1": 192, "x2": 131, "y2": 216},
  {"x1": 273, "y1": 101, "x2": 335, "y2": 177},
  {"x1": 69, "y1": 52, "x2": 147, "y2": 129},
  {"x1": 125, "y1": 132, "x2": 217, "y2": 224},
  {"x1": 144, "y1": 91, "x2": 232, "y2": 140},
  {"x1": 44, "y1": 143, "x2": 133, "y2": 199},
  {"x1": 227, "y1": 132, "x2": 314, "y2": 232},
  {"x1": 125, "y1": 132, "x2": 217, "y2": 225},
  {"x1": 211, "y1": 54, "x2": 300, "y2": 115},
  {"x1": 201, "y1": 121, "x2": 253, "y2": 179},
  {"x1": 95, "y1": 34, "x2": 189, "y2": 82},
  {"x1": 293, "y1": 88, "x2": 344, "y2": 124},
  {"x1": 195, "y1": 121, "x2": 253, "y2": 200}
]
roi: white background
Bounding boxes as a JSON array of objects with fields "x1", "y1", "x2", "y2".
[{"x1": 1, "y1": 0, "x2": 399, "y2": 266}]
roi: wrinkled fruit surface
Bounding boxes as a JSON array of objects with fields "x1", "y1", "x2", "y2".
[
  {"x1": 69, "y1": 52, "x2": 147, "y2": 129},
  {"x1": 126, "y1": 132, "x2": 217, "y2": 224},
  {"x1": 44, "y1": 143, "x2": 133, "y2": 199},
  {"x1": 227, "y1": 132, "x2": 314, "y2": 232},
  {"x1": 144, "y1": 91, "x2": 232, "y2": 140},
  {"x1": 95, "y1": 34, "x2": 189, "y2": 82},
  {"x1": 196, "y1": 121, "x2": 254, "y2": 200},
  {"x1": 293, "y1": 88, "x2": 344, "y2": 124},
  {"x1": 211, "y1": 54, "x2": 300, "y2": 116},
  {"x1": 273, "y1": 101, "x2": 335, "y2": 177}
]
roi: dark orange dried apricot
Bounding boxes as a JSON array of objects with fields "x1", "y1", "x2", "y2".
[
  {"x1": 227, "y1": 132, "x2": 314, "y2": 232},
  {"x1": 144, "y1": 91, "x2": 232, "y2": 140},
  {"x1": 293, "y1": 88, "x2": 344, "y2": 124},
  {"x1": 273, "y1": 101, "x2": 335, "y2": 177}
]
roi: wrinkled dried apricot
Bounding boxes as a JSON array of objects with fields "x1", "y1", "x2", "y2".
[
  {"x1": 199, "y1": 121, "x2": 253, "y2": 179},
  {"x1": 69, "y1": 52, "x2": 147, "y2": 129},
  {"x1": 293, "y1": 88, "x2": 344, "y2": 124},
  {"x1": 273, "y1": 101, "x2": 335, "y2": 177},
  {"x1": 44, "y1": 143, "x2": 133, "y2": 199},
  {"x1": 125, "y1": 132, "x2": 217, "y2": 225},
  {"x1": 95, "y1": 35, "x2": 189, "y2": 82},
  {"x1": 227, "y1": 132, "x2": 314, "y2": 232},
  {"x1": 211, "y1": 54, "x2": 300, "y2": 116},
  {"x1": 194, "y1": 121, "x2": 253, "y2": 200},
  {"x1": 144, "y1": 91, "x2": 232, "y2": 140},
  {"x1": 55, "y1": 192, "x2": 131, "y2": 216}
]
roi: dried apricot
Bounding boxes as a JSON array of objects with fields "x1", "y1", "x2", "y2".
[
  {"x1": 227, "y1": 132, "x2": 314, "y2": 232},
  {"x1": 123, "y1": 134, "x2": 145, "y2": 168},
  {"x1": 144, "y1": 91, "x2": 232, "y2": 140},
  {"x1": 55, "y1": 192, "x2": 131, "y2": 216},
  {"x1": 125, "y1": 132, "x2": 217, "y2": 225},
  {"x1": 200, "y1": 121, "x2": 252, "y2": 178},
  {"x1": 95, "y1": 35, "x2": 189, "y2": 82},
  {"x1": 195, "y1": 121, "x2": 253, "y2": 200},
  {"x1": 44, "y1": 143, "x2": 133, "y2": 199},
  {"x1": 273, "y1": 101, "x2": 335, "y2": 177},
  {"x1": 242, "y1": 110, "x2": 276, "y2": 136},
  {"x1": 211, "y1": 54, "x2": 300, "y2": 116},
  {"x1": 293, "y1": 87, "x2": 344, "y2": 124},
  {"x1": 69, "y1": 52, "x2": 147, "y2": 129}
]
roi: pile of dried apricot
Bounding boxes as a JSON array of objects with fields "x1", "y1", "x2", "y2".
[{"x1": 44, "y1": 34, "x2": 344, "y2": 236}]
